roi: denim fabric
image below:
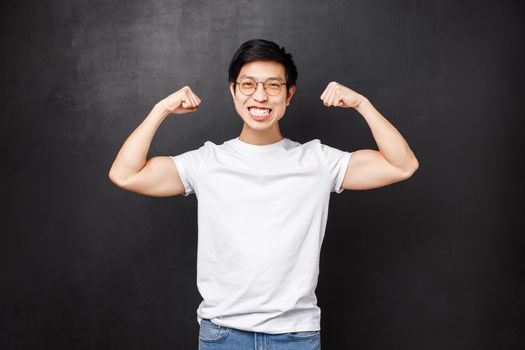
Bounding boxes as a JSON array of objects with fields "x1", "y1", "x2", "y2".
[{"x1": 198, "y1": 319, "x2": 321, "y2": 350}]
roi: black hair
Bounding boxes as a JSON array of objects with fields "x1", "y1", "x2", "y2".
[{"x1": 228, "y1": 39, "x2": 298, "y2": 96}]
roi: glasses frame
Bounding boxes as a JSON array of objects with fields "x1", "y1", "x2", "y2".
[{"x1": 234, "y1": 78, "x2": 288, "y2": 96}]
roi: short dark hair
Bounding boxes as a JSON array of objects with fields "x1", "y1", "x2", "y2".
[{"x1": 228, "y1": 39, "x2": 298, "y2": 96}]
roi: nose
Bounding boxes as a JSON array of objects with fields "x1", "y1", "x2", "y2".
[{"x1": 252, "y1": 82, "x2": 268, "y2": 102}]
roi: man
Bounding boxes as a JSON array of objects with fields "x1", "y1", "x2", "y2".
[{"x1": 109, "y1": 39, "x2": 418, "y2": 349}]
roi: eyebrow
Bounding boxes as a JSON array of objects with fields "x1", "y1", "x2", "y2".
[{"x1": 239, "y1": 75, "x2": 284, "y2": 81}]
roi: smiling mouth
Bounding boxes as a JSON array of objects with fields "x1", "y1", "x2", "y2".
[{"x1": 248, "y1": 107, "x2": 272, "y2": 117}]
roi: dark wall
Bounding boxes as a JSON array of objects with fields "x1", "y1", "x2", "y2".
[{"x1": 2, "y1": 0, "x2": 524, "y2": 349}]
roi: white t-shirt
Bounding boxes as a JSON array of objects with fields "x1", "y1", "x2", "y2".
[{"x1": 170, "y1": 137, "x2": 352, "y2": 334}]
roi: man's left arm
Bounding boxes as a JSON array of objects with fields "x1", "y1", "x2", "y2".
[{"x1": 320, "y1": 81, "x2": 419, "y2": 191}]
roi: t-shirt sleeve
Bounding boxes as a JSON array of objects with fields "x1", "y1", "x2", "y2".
[
  {"x1": 169, "y1": 142, "x2": 209, "y2": 197},
  {"x1": 320, "y1": 143, "x2": 353, "y2": 194}
]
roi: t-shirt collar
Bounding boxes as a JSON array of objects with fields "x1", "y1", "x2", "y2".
[{"x1": 232, "y1": 137, "x2": 287, "y2": 152}]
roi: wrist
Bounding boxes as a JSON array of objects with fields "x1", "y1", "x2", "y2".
[
  {"x1": 354, "y1": 96, "x2": 371, "y2": 112},
  {"x1": 154, "y1": 101, "x2": 171, "y2": 118}
]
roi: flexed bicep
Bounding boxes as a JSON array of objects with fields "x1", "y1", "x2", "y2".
[{"x1": 341, "y1": 149, "x2": 415, "y2": 191}]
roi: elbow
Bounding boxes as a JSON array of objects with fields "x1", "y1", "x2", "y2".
[
  {"x1": 108, "y1": 170, "x2": 119, "y2": 186},
  {"x1": 402, "y1": 156, "x2": 419, "y2": 179},
  {"x1": 108, "y1": 169, "x2": 126, "y2": 188}
]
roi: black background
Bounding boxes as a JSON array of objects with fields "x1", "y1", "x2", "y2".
[{"x1": 2, "y1": 0, "x2": 524, "y2": 349}]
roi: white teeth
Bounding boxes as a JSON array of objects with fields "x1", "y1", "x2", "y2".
[{"x1": 249, "y1": 108, "x2": 271, "y2": 116}]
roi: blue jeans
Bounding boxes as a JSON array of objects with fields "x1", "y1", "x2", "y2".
[{"x1": 198, "y1": 319, "x2": 321, "y2": 350}]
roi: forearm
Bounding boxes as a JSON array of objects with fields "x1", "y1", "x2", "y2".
[
  {"x1": 109, "y1": 102, "x2": 170, "y2": 184},
  {"x1": 355, "y1": 98, "x2": 418, "y2": 172}
]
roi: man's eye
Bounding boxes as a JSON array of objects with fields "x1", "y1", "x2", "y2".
[{"x1": 242, "y1": 82, "x2": 255, "y2": 88}]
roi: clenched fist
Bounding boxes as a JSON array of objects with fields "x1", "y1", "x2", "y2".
[
  {"x1": 320, "y1": 81, "x2": 366, "y2": 109},
  {"x1": 159, "y1": 86, "x2": 202, "y2": 115}
]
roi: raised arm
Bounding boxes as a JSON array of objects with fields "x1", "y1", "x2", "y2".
[
  {"x1": 320, "y1": 81, "x2": 419, "y2": 191},
  {"x1": 108, "y1": 86, "x2": 201, "y2": 197}
]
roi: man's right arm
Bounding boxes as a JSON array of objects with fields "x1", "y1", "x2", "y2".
[
  {"x1": 108, "y1": 86, "x2": 201, "y2": 197},
  {"x1": 112, "y1": 154, "x2": 186, "y2": 197}
]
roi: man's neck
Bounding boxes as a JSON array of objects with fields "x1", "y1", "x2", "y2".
[{"x1": 238, "y1": 124, "x2": 284, "y2": 145}]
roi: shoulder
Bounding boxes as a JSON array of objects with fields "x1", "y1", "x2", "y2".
[
  {"x1": 188, "y1": 139, "x2": 222, "y2": 153},
  {"x1": 301, "y1": 139, "x2": 352, "y2": 166},
  {"x1": 171, "y1": 140, "x2": 217, "y2": 164},
  {"x1": 185, "y1": 138, "x2": 242, "y2": 160}
]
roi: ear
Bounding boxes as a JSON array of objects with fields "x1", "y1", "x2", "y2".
[
  {"x1": 229, "y1": 82, "x2": 236, "y2": 102},
  {"x1": 285, "y1": 85, "x2": 296, "y2": 106}
]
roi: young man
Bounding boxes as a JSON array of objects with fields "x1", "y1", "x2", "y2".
[{"x1": 109, "y1": 39, "x2": 418, "y2": 349}]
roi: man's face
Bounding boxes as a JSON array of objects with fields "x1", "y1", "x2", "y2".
[{"x1": 229, "y1": 60, "x2": 296, "y2": 131}]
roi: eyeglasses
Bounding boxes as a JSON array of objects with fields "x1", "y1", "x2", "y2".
[{"x1": 235, "y1": 78, "x2": 287, "y2": 96}]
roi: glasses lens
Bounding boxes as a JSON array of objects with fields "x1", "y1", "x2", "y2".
[
  {"x1": 239, "y1": 79, "x2": 256, "y2": 95},
  {"x1": 264, "y1": 80, "x2": 284, "y2": 95}
]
